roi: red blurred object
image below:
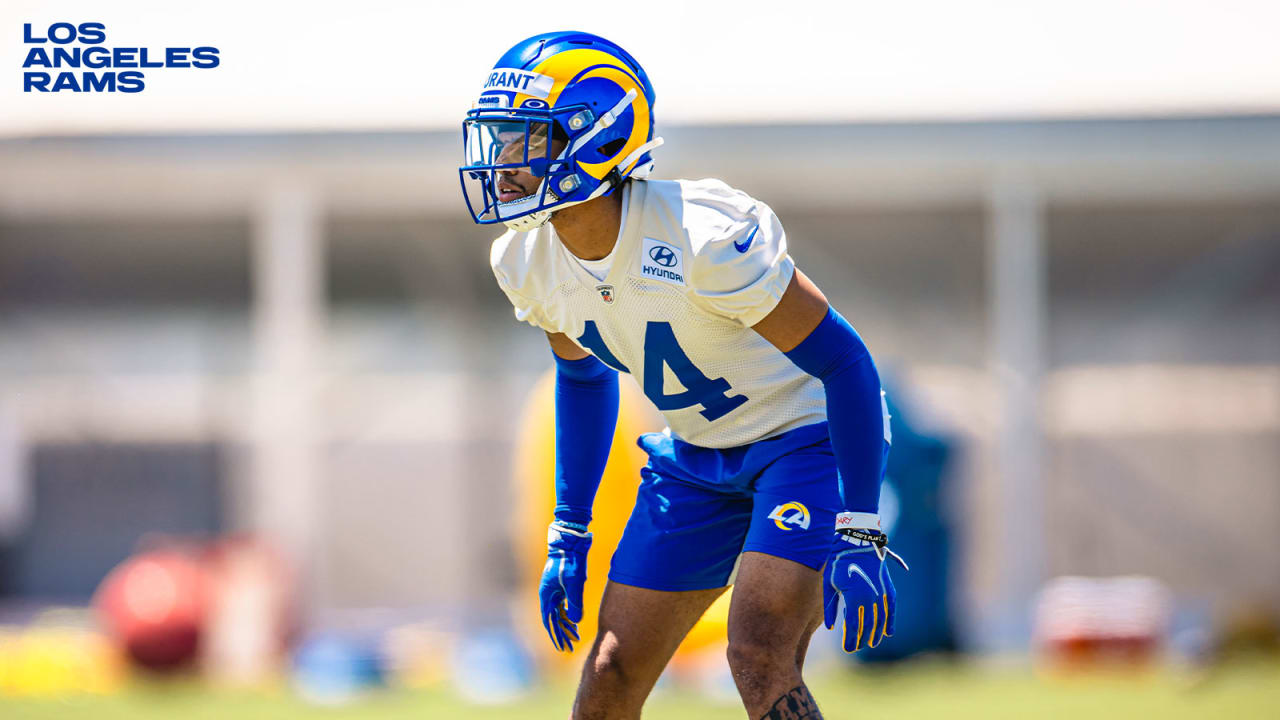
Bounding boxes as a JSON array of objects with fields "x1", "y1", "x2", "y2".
[
  {"x1": 94, "y1": 549, "x2": 211, "y2": 672},
  {"x1": 1034, "y1": 576, "x2": 1171, "y2": 672}
]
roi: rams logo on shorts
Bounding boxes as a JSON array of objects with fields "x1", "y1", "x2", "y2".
[{"x1": 767, "y1": 501, "x2": 811, "y2": 531}]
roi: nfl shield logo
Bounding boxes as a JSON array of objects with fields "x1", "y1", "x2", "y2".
[{"x1": 596, "y1": 284, "x2": 615, "y2": 304}]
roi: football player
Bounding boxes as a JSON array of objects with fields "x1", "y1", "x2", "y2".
[{"x1": 460, "y1": 31, "x2": 906, "y2": 720}]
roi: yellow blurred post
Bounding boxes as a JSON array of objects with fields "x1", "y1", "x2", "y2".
[{"x1": 511, "y1": 370, "x2": 733, "y2": 670}]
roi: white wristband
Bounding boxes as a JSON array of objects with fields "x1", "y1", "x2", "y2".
[
  {"x1": 835, "y1": 511, "x2": 881, "y2": 531},
  {"x1": 548, "y1": 521, "x2": 591, "y2": 540}
]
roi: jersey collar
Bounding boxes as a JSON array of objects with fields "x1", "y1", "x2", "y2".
[{"x1": 557, "y1": 180, "x2": 646, "y2": 294}]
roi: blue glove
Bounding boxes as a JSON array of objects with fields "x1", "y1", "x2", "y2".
[
  {"x1": 823, "y1": 513, "x2": 908, "y2": 653},
  {"x1": 540, "y1": 521, "x2": 592, "y2": 652}
]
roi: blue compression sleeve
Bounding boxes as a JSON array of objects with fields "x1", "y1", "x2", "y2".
[
  {"x1": 783, "y1": 307, "x2": 886, "y2": 513},
  {"x1": 553, "y1": 352, "x2": 620, "y2": 527}
]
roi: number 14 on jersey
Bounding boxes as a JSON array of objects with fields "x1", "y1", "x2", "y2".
[{"x1": 578, "y1": 320, "x2": 748, "y2": 421}]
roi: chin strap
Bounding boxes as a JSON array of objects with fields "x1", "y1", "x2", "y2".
[
  {"x1": 502, "y1": 209, "x2": 553, "y2": 232},
  {"x1": 577, "y1": 137, "x2": 665, "y2": 203},
  {"x1": 616, "y1": 137, "x2": 664, "y2": 179}
]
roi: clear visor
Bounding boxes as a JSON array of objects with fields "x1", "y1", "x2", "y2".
[
  {"x1": 461, "y1": 115, "x2": 568, "y2": 224},
  {"x1": 463, "y1": 117, "x2": 555, "y2": 173}
]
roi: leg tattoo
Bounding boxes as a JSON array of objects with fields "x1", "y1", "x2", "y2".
[{"x1": 759, "y1": 685, "x2": 824, "y2": 720}]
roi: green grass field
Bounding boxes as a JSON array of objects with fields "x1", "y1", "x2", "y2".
[{"x1": 3, "y1": 658, "x2": 1277, "y2": 719}]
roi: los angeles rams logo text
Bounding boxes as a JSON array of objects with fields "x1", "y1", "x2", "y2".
[{"x1": 21, "y1": 22, "x2": 220, "y2": 93}]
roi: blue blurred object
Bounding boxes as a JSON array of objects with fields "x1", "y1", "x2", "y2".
[
  {"x1": 857, "y1": 383, "x2": 958, "y2": 663},
  {"x1": 452, "y1": 628, "x2": 535, "y2": 704},
  {"x1": 292, "y1": 633, "x2": 386, "y2": 705}
]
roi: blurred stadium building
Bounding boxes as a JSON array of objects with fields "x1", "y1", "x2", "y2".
[{"x1": 0, "y1": 116, "x2": 1278, "y2": 655}]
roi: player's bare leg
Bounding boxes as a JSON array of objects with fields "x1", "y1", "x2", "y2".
[
  {"x1": 727, "y1": 551, "x2": 826, "y2": 719},
  {"x1": 573, "y1": 581, "x2": 726, "y2": 720},
  {"x1": 793, "y1": 602, "x2": 825, "y2": 672}
]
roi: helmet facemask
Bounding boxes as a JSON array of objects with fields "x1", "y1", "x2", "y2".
[{"x1": 461, "y1": 109, "x2": 582, "y2": 231}]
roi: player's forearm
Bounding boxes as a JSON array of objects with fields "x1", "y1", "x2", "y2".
[
  {"x1": 553, "y1": 352, "x2": 620, "y2": 527},
  {"x1": 782, "y1": 307, "x2": 886, "y2": 513},
  {"x1": 817, "y1": 354, "x2": 885, "y2": 512}
]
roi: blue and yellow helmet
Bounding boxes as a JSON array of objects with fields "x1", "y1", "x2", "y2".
[{"x1": 459, "y1": 31, "x2": 662, "y2": 231}]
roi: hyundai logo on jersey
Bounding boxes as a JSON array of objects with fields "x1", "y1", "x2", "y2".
[
  {"x1": 767, "y1": 501, "x2": 811, "y2": 531},
  {"x1": 640, "y1": 237, "x2": 685, "y2": 286},
  {"x1": 648, "y1": 245, "x2": 677, "y2": 267}
]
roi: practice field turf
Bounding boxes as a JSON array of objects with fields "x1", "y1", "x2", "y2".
[{"x1": 3, "y1": 658, "x2": 1277, "y2": 719}]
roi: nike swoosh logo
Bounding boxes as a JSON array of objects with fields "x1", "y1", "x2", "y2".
[
  {"x1": 846, "y1": 562, "x2": 878, "y2": 593},
  {"x1": 733, "y1": 226, "x2": 759, "y2": 253}
]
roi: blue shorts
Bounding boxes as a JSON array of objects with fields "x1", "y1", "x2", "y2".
[{"x1": 608, "y1": 422, "x2": 844, "y2": 592}]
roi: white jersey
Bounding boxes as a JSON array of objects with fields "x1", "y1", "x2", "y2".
[{"x1": 490, "y1": 178, "x2": 826, "y2": 448}]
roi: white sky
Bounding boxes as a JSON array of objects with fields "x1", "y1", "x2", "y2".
[{"x1": 3, "y1": 0, "x2": 1279, "y2": 136}]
